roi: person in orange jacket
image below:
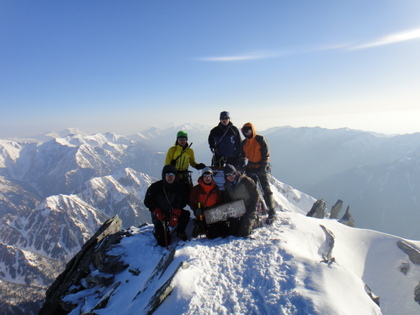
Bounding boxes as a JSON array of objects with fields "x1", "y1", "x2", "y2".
[{"x1": 240, "y1": 122, "x2": 277, "y2": 223}]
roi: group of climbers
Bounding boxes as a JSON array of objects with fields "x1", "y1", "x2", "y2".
[{"x1": 144, "y1": 111, "x2": 278, "y2": 247}]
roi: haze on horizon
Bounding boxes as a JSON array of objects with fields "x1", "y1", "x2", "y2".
[{"x1": 1, "y1": 1, "x2": 420, "y2": 139}]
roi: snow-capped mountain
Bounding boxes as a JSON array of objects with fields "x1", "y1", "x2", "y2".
[
  {"x1": 75, "y1": 168, "x2": 154, "y2": 228},
  {"x1": 0, "y1": 176, "x2": 41, "y2": 217},
  {"x1": 0, "y1": 131, "x2": 163, "y2": 198},
  {"x1": 1, "y1": 125, "x2": 420, "y2": 314},
  {"x1": 40, "y1": 178, "x2": 420, "y2": 315},
  {"x1": 133, "y1": 123, "x2": 212, "y2": 151},
  {"x1": 0, "y1": 169, "x2": 155, "y2": 314},
  {"x1": 0, "y1": 129, "x2": 167, "y2": 314},
  {"x1": 262, "y1": 126, "x2": 420, "y2": 240}
]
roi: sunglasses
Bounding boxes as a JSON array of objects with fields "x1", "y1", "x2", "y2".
[
  {"x1": 165, "y1": 173, "x2": 176, "y2": 176},
  {"x1": 203, "y1": 173, "x2": 213, "y2": 178},
  {"x1": 220, "y1": 117, "x2": 230, "y2": 120},
  {"x1": 225, "y1": 172, "x2": 235, "y2": 177},
  {"x1": 177, "y1": 137, "x2": 187, "y2": 141}
]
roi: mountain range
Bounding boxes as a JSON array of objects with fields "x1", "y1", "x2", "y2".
[{"x1": 0, "y1": 125, "x2": 419, "y2": 313}]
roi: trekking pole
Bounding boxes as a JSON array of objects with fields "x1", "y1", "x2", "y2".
[
  {"x1": 197, "y1": 202, "x2": 205, "y2": 238},
  {"x1": 162, "y1": 219, "x2": 169, "y2": 249}
]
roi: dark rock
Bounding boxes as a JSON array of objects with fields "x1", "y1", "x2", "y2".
[
  {"x1": 399, "y1": 262, "x2": 410, "y2": 275},
  {"x1": 364, "y1": 283, "x2": 380, "y2": 306},
  {"x1": 339, "y1": 206, "x2": 355, "y2": 227},
  {"x1": 39, "y1": 215, "x2": 124, "y2": 315},
  {"x1": 397, "y1": 240, "x2": 420, "y2": 265},
  {"x1": 415, "y1": 282, "x2": 420, "y2": 305},
  {"x1": 91, "y1": 281, "x2": 122, "y2": 311},
  {"x1": 306, "y1": 199, "x2": 327, "y2": 219},
  {"x1": 319, "y1": 225, "x2": 335, "y2": 263},
  {"x1": 330, "y1": 199, "x2": 343, "y2": 219}
]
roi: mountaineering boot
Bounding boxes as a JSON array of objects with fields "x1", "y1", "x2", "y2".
[
  {"x1": 266, "y1": 212, "x2": 277, "y2": 225},
  {"x1": 177, "y1": 232, "x2": 188, "y2": 241},
  {"x1": 264, "y1": 193, "x2": 276, "y2": 214}
]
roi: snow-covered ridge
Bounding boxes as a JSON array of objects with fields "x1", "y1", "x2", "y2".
[{"x1": 57, "y1": 210, "x2": 420, "y2": 315}]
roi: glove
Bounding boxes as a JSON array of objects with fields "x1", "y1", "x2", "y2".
[
  {"x1": 153, "y1": 208, "x2": 165, "y2": 221},
  {"x1": 194, "y1": 208, "x2": 204, "y2": 217},
  {"x1": 195, "y1": 163, "x2": 206, "y2": 170},
  {"x1": 169, "y1": 208, "x2": 182, "y2": 227}
]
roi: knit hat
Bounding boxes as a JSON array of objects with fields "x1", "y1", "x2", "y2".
[
  {"x1": 220, "y1": 111, "x2": 230, "y2": 119},
  {"x1": 223, "y1": 164, "x2": 236, "y2": 177},
  {"x1": 201, "y1": 166, "x2": 213, "y2": 176},
  {"x1": 162, "y1": 164, "x2": 177, "y2": 181},
  {"x1": 176, "y1": 130, "x2": 188, "y2": 140}
]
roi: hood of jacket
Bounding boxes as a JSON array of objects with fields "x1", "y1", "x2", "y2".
[
  {"x1": 162, "y1": 164, "x2": 178, "y2": 182},
  {"x1": 241, "y1": 122, "x2": 257, "y2": 139}
]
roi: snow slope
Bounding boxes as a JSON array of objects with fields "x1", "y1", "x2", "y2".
[{"x1": 61, "y1": 181, "x2": 420, "y2": 315}]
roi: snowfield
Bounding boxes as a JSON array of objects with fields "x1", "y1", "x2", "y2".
[{"x1": 64, "y1": 210, "x2": 420, "y2": 315}]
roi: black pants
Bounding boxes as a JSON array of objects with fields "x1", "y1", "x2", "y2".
[
  {"x1": 151, "y1": 210, "x2": 190, "y2": 247},
  {"x1": 247, "y1": 171, "x2": 276, "y2": 215}
]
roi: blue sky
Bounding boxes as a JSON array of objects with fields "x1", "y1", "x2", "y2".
[{"x1": 1, "y1": 1, "x2": 420, "y2": 138}]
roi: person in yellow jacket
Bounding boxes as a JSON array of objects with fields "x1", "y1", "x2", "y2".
[{"x1": 165, "y1": 131, "x2": 206, "y2": 190}]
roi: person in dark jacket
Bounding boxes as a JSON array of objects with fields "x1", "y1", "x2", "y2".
[
  {"x1": 223, "y1": 164, "x2": 259, "y2": 237},
  {"x1": 189, "y1": 167, "x2": 229, "y2": 239},
  {"x1": 144, "y1": 165, "x2": 190, "y2": 247},
  {"x1": 208, "y1": 111, "x2": 242, "y2": 168},
  {"x1": 241, "y1": 122, "x2": 277, "y2": 223}
]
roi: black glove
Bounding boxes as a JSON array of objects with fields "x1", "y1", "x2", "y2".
[
  {"x1": 194, "y1": 208, "x2": 204, "y2": 217},
  {"x1": 195, "y1": 163, "x2": 206, "y2": 170}
]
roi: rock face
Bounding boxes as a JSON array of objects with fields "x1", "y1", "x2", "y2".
[
  {"x1": 39, "y1": 215, "x2": 125, "y2": 315},
  {"x1": 319, "y1": 224, "x2": 335, "y2": 263},
  {"x1": 330, "y1": 199, "x2": 343, "y2": 219},
  {"x1": 306, "y1": 199, "x2": 355, "y2": 228},
  {"x1": 339, "y1": 206, "x2": 355, "y2": 227},
  {"x1": 396, "y1": 240, "x2": 420, "y2": 306},
  {"x1": 397, "y1": 240, "x2": 420, "y2": 265},
  {"x1": 415, "y1": 282, "x2": 420, "y2": 306},
  {"x1": 306, "y1": 199, "x2": 327, "y2": 218}
]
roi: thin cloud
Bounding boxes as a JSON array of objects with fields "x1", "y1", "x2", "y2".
[
  {"x1": 197, "y1": 52, "x2": 279, "y2": 62},
  {"x1": 197, "y1": 28, "x2": 420, "y2": 61},
  {"x1": 348, "y1": 28, "x2": 420, "y2": 50}
]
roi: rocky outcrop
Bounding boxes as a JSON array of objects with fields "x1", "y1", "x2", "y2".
[
  {"x1": 39, "y1": 215, "x2": 126, "y2": 315},
  {"x1": 397, "y1": 240, "x2": 420, "y2": 265},
  {"x1": 415, "y1": 282, "x2": 420, "y2": 305},
  {"x1": 339, "y1": 206, "x2": 355, "y2": 227},
  {"x1": 307, "y1": 199, "x2": 355, "y2": 227},
  {"x1": 396, "y1": 240, "x2": 420, "y2": 306},
  {"x1": 330, "y1": 199, "x2": 343, "y2": 219},
  {"x1": 319, "y1": 224, "x2": 335, "y2": 263},
  {"x1": 306, "y1": 199, "x2": 327, "y2": 218}
]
